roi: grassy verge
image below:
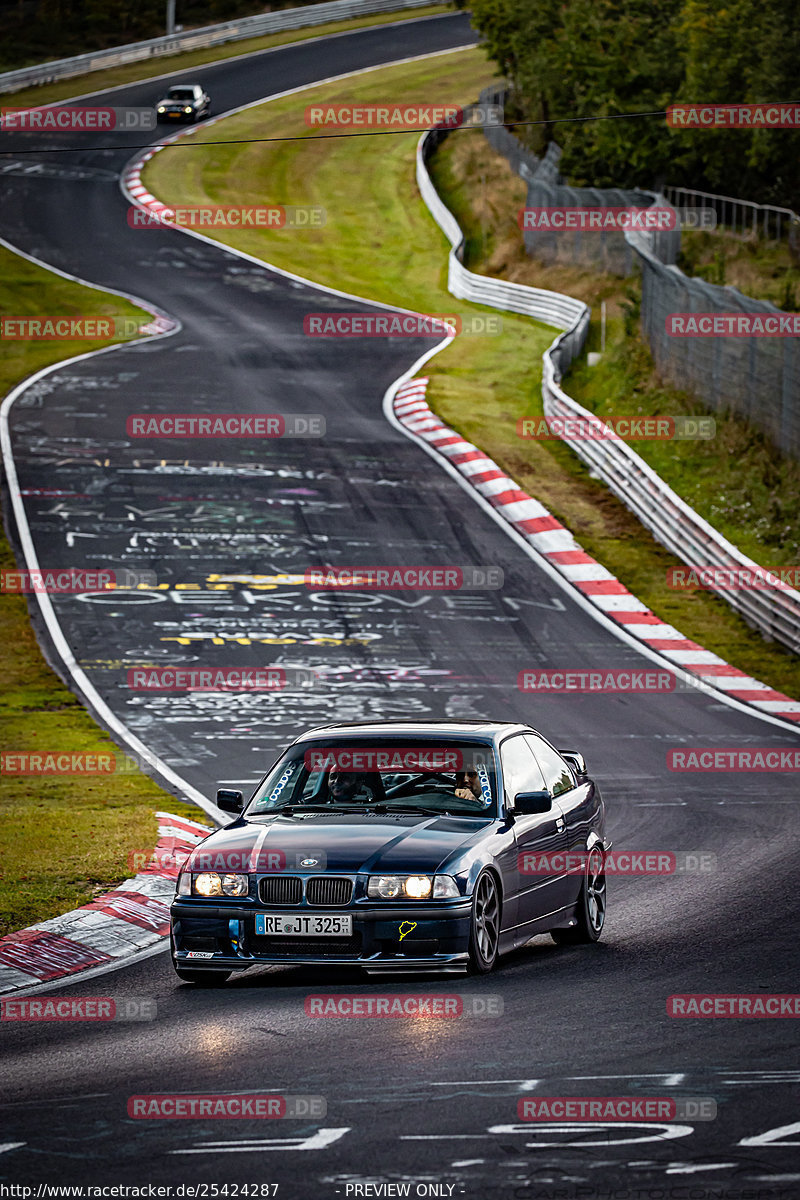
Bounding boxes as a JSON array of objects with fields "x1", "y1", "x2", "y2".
[
  {"x1": 0, "y1": 5, "x2": 451, "y2": 109},
  {"x1": 0, "y1": 246, "x2": 208, "y2": 937},
  {"x1": 432, "y1": 133, "x2": 800, "y2": 697},
  {"x1": 141, "y1": 48, "x2": 800, "y2": 702},
  {"x1": 677, "y1": 229, "x2": 799, "y2": 311},
  {"x1": 431, "y1": 134, "x2": 800, "y2": 569}
]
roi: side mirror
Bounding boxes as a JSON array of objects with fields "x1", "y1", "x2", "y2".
[
  {"x1": 512, "y1": 790, "x2": 552, "y2": 815},
  {"x1": 560, "y1": 749, "x2": 587, "y2": 776},
  {"x1": 216, "y1": 788, "x2": 244, "y2": 814}
]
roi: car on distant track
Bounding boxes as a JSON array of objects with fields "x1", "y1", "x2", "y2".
[
  {"x1": 155, "y1": 83, "x2": 211, "y2": 123},
  {"x1": 170, "y1": 720, "x2": 609, "y2": 984}
]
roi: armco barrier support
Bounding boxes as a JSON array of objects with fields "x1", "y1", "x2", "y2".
[
  {"x1": 418, "y1": 119, "x2": 800, "y2": 657},
  {"x1": 0, "y1": 0, "x2": 435, "y2": 94}
]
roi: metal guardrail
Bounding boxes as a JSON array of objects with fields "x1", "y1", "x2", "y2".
[
  {"x1": 418, "y1": 119, "x2": 800, "y2": 657},
  {"x1": 542, "y1": 363, "x2": 800, "y2": 656},
  {"x1": 663, "y1": 184, "x2": 799, "y2": 243},
  {"x1": 418, "y1": 122, "x2": 588, "y2": 334},
  {"x1": 0, "y1": 0, "x2": 435, "y2": 95}
]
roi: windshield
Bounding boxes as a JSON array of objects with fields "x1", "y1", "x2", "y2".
[
  {"x1": 248, "y1": 740, "x2": 498, "y2": 817},
  {"x1": 167, "y1": 88, "x2": 195, "y2": 100}
]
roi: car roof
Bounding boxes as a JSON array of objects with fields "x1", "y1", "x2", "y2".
[{"x1": 290, "y1": 719, "x2": 538, "y2": 744}]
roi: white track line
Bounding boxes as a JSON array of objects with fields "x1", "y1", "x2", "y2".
[
  {"x1": 118, "y1": 48, "x2": 800, "y2": 739},
  {"x1": 1, "y1": 49, "x2": 476, "y2": 816}
]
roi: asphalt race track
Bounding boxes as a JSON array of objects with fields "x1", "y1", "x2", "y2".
[{"x1": 2, "y1": 11, "x2": 800, "y2": 1198}]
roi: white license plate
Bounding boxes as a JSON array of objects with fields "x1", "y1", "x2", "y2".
[{"x1": 256, "y1": 913, "x2": 352, "y2": 937}]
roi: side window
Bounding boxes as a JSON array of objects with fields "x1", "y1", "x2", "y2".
[
  {"x1": 526, "y1": 736, "x2": 574, "y2": 797},
  {"x1": 500, "y1": 735, "x2": 547, "y2": 801}
]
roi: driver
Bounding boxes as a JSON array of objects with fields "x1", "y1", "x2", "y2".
[
  {"x1": 454, "y1": 768, "x2": 482, "y2": 802},
  {"x1": 328, "y1": 767, "x2": 370, "y2": 804}
]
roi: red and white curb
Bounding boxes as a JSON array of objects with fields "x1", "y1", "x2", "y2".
[
  {"x1": 393, "y1": 377, "x2": 800, "y2": 724},
  {"x1": 121, "y1": 76, "x2": 800, "y2": 730},
  {"x1": 123, "y1": 139, "x2": 181, "y2": 223},
  {"x1": 0, "y1": 812, "x2": 210, "y2": 995}
]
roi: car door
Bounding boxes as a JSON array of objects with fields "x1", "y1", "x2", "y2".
[
  {"x1": 500, "y1": 734, "x2": 568, "y2": 932},
  {"x1": 526, "y1": 734, "x2": 595, "y2": 908}
]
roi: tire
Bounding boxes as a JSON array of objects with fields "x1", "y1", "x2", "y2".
[
  {"x1": 467, "y1": 870, "x2": 501, "y2": 973},
  {"x1": 552, "y1": 845, "x2": 606, "y2": 945},
  {"x1": 174, "y1": 966, "x2": 231, "y2": 986}
]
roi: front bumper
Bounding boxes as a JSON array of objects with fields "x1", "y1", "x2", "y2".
[{"x1": 171, "y1": 898, "x2": 472, "y2": 974}]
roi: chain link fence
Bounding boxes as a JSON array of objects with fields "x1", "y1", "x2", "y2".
[
  {"x1": 478, "y1": 86, "x2": 674, "y2": 276},
  {"x1": 419, "y1": 113, "x2": 800, "y2": 661},
  {"x1": 478, "y1": 88, "x2": 800, "y2": 458},
  {"x1": 634, "y1": 233, "x2": 800, "y2": 453}
]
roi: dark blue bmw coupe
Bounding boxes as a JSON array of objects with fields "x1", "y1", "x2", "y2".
[{"x1": 170, "y1": 720, "x2": 610, "y2": 983}]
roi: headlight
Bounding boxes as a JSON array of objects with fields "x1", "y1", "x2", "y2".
[
  {"x1": 221, "y1": 873, "x2": 248, "y2": 897},
  {"x1": 367, "y1": 874, "x2": 434, "y2": 900},
  {"x1": 191, "y1": 872, "x2": 249, "y2": 897},
  {"x1": 194, "y1": 872, "x2": 222, "y2": 897},
  {"x1": 157, "y1": 106, "x2": 165, "y2": 113},
  {"x1": 184, "y1": 107, "x2": 192, "y2": 113}
]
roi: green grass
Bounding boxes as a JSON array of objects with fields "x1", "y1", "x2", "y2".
[
  {"x1": 0, "y1": 246, "x2": 209, "y2": 937},
  {"x1": 0, "y1": 5, "x2": 452, "y2": 110},
  {"x1": 677, "y1": 228, "x2": 799, "y2": 311},
  {"x1": 565, "y1": 312, "x2": 800, "y2": 568},
  {"x1": 141, "y1": 47, "x2": 800, "y2": 704}
]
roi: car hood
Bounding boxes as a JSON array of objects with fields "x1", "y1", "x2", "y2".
[{"x1": 187, "y1": 812, "x2": 491, "y2": 875}]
